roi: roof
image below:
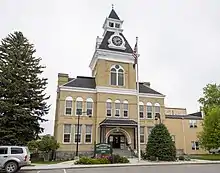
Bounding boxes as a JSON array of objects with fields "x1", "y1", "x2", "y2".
[
  {"x1": 100, "y1": 118, "x2": 137, "y2": 126},
  {"x1": 63, "y1": 76, "x2": 163, "y2": 95},
  {"x1": 165, "y1": 112, "x2": 203, "y2": 120},
  {"x1": 98, "y1": 31, "x2": 133, "y2": 54},
  {"x1": 108, "y1": 9, "x2": 120, "y2": 20},
  {"x1": 139, "y1": 82, "x2": 163, "y2": 95},
  {"x1": 64, "y1": 76, "x2": 96, "y2": 89}
]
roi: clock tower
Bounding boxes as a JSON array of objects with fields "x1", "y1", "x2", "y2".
[{"x1": 89, "y1": 7, "x2": 136, "y2": 90}]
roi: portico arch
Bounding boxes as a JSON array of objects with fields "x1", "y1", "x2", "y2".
[{"x1": 105, "y1": 127, "x2": 131, "y2": 144}]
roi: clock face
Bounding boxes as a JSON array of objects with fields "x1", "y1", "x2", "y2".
[{"x1": 112, "y1": 36, "x2": 123, "y2": 46}]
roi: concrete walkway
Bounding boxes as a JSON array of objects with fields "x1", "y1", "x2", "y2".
[{"x1": 21, "y1": 158, "x2": 220, "y2": 171}]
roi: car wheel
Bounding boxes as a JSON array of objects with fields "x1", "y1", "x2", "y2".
[{"x1": 5, "y1": 161, "x2": 18, "y2": 173}]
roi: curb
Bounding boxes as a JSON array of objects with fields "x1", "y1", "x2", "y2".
[{"x1": 21, "y1": 161, "x2": 220, "y2": 171}]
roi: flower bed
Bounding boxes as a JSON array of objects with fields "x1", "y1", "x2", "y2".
[{"x1": 75, "y1": 154, "x2": 129, "y2": 165}]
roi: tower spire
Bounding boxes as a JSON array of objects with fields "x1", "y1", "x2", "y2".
[{"x1": 112, "y1": 4, "x2": 114, "y2": 9}]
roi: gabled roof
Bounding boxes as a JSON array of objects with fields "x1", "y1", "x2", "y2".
[
  {"x1": 98, "y1": 31, "x2": 133, "y2": 53},
  {"x1": 63, "y1": 76, "x2": 164, "y2": 95},
  {"x1": 108, "y1": 9, "x2": 120, "y2": 20}
]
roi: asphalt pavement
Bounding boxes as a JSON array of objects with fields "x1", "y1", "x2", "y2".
[{"x1": 20, "y1": 164, "x2": 220, "y2": 173}]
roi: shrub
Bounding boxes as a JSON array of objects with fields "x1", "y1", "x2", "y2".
[
  {"x1": 111, "y1": 154, "x2": 129, "y2": 163},
  {"x1": 75, "y1": 157, "x2": 110, "y2": 165},
  {"x1": 145, "y1": 124, "x2": 176, "y2": 161},
  {"x1": 178, "y1": 155, "x2": 185, "y2": 161},
  {"x1": 149, "y1": 156, "x2": 157, "y2": 161}
]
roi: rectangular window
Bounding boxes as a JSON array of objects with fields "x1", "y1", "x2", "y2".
[
  {"x1": 106, "y1": 102, "x2": 112, "y2": 116},
  {"x1": 11, "y1": 147, "x2": 23, "y2": 154},
  {"x1": 0, "y1": 148, "x2": 8, "y2": 155},
  {"x1": 63, "y1": 124, "x2": 71, "y2": 143},
  {"x1": 123, "y1": 103, "x2": 128, "y2": 117},
  {"x1": 147, "y1": 127, "x2": 153, "y2": 136},
  {"x1": 76, "y1": 101, "x2": 83, "y2": 115},
  {"x1": 140, "y1": 126, "x2": 145, "y2": 143},
  {"x1": 65, "y1": 100, "x2": 72, "y2": 115},
  {"x1": 115, "y1": 23, "x2": 120, "y2": 28},
  {"x1": 109, "y1": 22, "x2": 114, "y2": 27},
  {"x1": 86, "y1": 102, "x2": 93, "y2": 116},
  {"x1": 189, "y1": 120, "x2": 197, "y2": 128},
  {"x1": 191, "y1": 141, "x2": 199, "y2": 150},
  {"x1": 85, "y1": 125, "x2": 92, "y2": 143},
  {"x1": 115, "y1": 103, "x2": 120, "y2": 117},
  {"x1": 75, "y1": 125, "x2": 82, "y2": 143},
  {"x1": 139, "y1": 105, "x2": 144, "y2": 119},
  {"x1": 171, "y1": 135, "x2": 175, "y2": 143},
  {"x1": 147, "y1": 106, "x2": 153, "y2": 119}
]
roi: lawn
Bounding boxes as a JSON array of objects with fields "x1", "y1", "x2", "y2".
[{"x1": 190, "y1": 154, "x2": 220, "y2": 160}]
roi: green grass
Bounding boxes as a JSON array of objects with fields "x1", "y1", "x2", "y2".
[
  {"x1": 31, "y1": 160, "x2": 65, "y2": 164},
  {"x1": 190, "y1": 154, "x2": 220, "y2": 160}
]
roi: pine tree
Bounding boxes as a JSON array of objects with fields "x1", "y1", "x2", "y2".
[
  {"x1": 0, "y1": 31, "x2": 50, "y2": 145},
  {"x1": 145, "y1": 123, "x2": 176, "y2": 161}
]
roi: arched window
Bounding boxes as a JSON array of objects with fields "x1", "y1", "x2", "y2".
[
  {"x1": 86, "y1": 98, "x2": 93, "y2": 116},
  {"x1": 139, "y1": 102, "x2": 144, "y2": 119},
  {"x1": 76, "y1": 97, "x2": 83, "y2": 115},
  {"x1": 123, "y1": 100, "x2": 129, "y2": 117},
  {"x1": 115, "y1": 100, "x2": 121, "y2": 117},
  {"x1": 146, "y1": 102, "x2": 153, "y2": 119},
  {"x1": 110, "y1": 65, "x2": 124, "y2": 86},
  {"x1": 106, "y1": 99, "x2": 112, "y2": 117},
  {"x1": 65, "y1": 96, "x2": 73, "y2": 115}
]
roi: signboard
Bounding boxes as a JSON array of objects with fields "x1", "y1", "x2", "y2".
[{"x1": 95, "y1": 143, "x2": 112, "y2": 155}]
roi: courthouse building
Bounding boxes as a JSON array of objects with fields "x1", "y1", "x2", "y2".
[{"x1": 54, "y1": 8, "x2": 205, "y2": 158}]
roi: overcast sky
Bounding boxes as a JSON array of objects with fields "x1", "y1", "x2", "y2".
[{"x1": 1, "y1": 0, "x2": 219, "y2": 135}]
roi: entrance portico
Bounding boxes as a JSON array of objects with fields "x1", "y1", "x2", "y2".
[{"x1": 99, "y1": 118, "x2": 137, "y2": 150}]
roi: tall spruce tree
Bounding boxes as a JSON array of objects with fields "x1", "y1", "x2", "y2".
[
  {"x1": 145, "y1": 123, "x2": 176, "y2": 161},
  {"x1": 0, "y1": 31, "x2": 50, "y2": 145}
]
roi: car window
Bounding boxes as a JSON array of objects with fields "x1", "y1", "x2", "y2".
[
  {"x1": 11, "y1": 147, "x2": 23, "y2": 154},
  {"x1": 0, "y1": 148, "x2": 8, "y2": 155}
]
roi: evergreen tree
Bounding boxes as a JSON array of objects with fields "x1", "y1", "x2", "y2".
[
  {"x1": 145, "y1": 123, "x2": 176, "y2": 161},
  {"x1": 0, "y1": 31, "x2": 50, "y2": 145}
]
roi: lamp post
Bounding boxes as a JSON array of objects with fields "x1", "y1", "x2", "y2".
[{"x1": 75, "y1": 110, "x2": 91, "y2": 157}]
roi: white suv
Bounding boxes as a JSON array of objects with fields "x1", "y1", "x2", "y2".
[{"x1": 0, "y1": 146, "x2": 31, "y2": 173}]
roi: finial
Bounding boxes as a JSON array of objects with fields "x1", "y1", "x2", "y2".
[
  {"x1": 112, "y1": 4, "x2": 114, "y2": 9},
  {"x1": 136, "y1": 36, "x2": 138, "y2": 42}
]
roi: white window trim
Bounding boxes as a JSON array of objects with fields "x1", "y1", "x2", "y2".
[
  {"x1": 86, "y1": 98, "x2": 93, "y2": 116},
  {"x1": 106, "y1": 99, "x2": 112, "y2": 117},
  {"x1": 63, "y1": 124, "x2": 72, "y2": 144},
  {"x1": 110, "y1": 65, "x2": 125, "y2": 87},
  {"x1": 139, "y1": 102, "x2": 144, "y2": 119},
  {"x1": 189, "y1": 120, "x2": 197, "y2": 128},
  {"x1": 123, "y1": 100, "x2": 129, "y2": 118},
  {"x1": 115, "y1": 100, "x2": 121, "y2": 117},
  {"x1": 146, "y1": 102, "x2": 153, "y2": 119},
  {"x1": 74, "y1": 124, "x2": 82, "y2": 144},
  {"x1": 75, "y1": 97, "x2": 83, "y2": 116},
  {"x1": 140, "y1": 126, "x2": 145, "y2": 144},
  {"x1": 191, "y1": 141, "x2": 199, "y2": 150},
  {"x1": 64, "y1": 96, "x2": 73, "y2": 116},
  {"x1": 154, "y1": 103, "x2": 161, "y2": 117},
  {"x1": 84, "y1": 125, "x2": 92, "y2": 144}
]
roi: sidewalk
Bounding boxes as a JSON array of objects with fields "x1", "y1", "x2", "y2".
[{"x1": 21, "y1": 158, "x2": 220, "y2": 171}]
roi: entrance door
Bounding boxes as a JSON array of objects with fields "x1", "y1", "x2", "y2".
[{"x1": 108, "y1": 135, "x2": 126, "y2": 149}]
